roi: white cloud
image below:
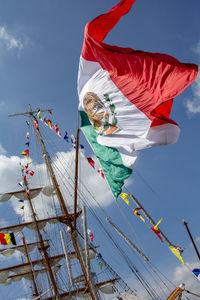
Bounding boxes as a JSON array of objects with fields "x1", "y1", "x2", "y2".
[
  {"x1": 185, "y1": 71, "x2": 200, "y2": 114},
  {"x1": 0, "y1": 150, "x2": 114, "y2": 224},
  {"x1": 48, "y1": 150, "x2": 114, "y2": 210},
  {"x1": 0, "y1": 25, "x2": 23, "y2": 51},
  {"x1": 185, "y1": 40, "x2": 200, "y2": 114},
  {"x1": 0, "y1": 144, "x2": 6, "y2": 154},
  {"x1": 171, "y1": 262, "x2": 200, "y2": 299},
  {"x1": 193, "y1": 40, "x2": 200, "y2": 56}
]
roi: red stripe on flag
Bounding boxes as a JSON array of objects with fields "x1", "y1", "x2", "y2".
[{"x1": 81, "y1": 0, "x2": 198, "y2": 127}]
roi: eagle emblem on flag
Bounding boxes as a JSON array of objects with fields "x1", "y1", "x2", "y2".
[{"x1": 83, "y1": 92, "x2": 120, "y2": 136}]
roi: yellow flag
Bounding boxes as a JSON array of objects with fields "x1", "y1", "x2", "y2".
[
  {"x1": 4, "y1": 234, "x2": 13, "y2": 245},
  {"x1": 154, "y1": 217, "x2": 163, "y2": 231},
  {"x1": 119, "y1": 193, "x2": 131, "y2": 206},
  {"x1": 37, "y1": 110, "x2": 41, "y2": 119},
  {"x1": 169, "y1": 246, "x2": 184, "y2": 264},
  {"x1": 133, "y1": 208, "x2": 145, "y2": 222}
]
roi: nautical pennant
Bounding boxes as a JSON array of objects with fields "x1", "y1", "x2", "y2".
[
  {"x1": 64, "y1": 131, "x2": 69, "y2": 142},
  {"x1": 54, "y1": 124, "x2": 61, "y2": 137},
  {"x1": 89, "y1": 233, "x2": 94, "y2": 242},
  {"x1": 71, "y1": 134, "x2": 84, "y2": 150},
  {"x1": 26, "y1": 170, "x2": 34, "y2": 176},
  {"x1": 151, "y1": 218, "x2": 163, "y2": 242},
  {"x1": 169, "y1": 245, "x2": 184, "y2": 264},
  {"x1": 119, "y1": 193, "x2": 131, "y2": 206},
  {"x1": 0, "y1": 233, "x2": 16, "y2": 245},
  {"x1": 87, "y1": 157, "x2": 95, "y2": 168},
  {"x1": 96, "y1": 253, "x2": 102, "y2": 260},
  {"x1": 18, "y1": 182, "x2": 24, "y2": 188},
  {"x1": 34, "y1": 119, "x2": 39, "y2": 130},
  {"x1": 97, "y1": 168, "x2": 105, "y2": 179},
  {"x1": 37, "y1": 109, "x2": 41, "y2": 119},
  {"x1": 98, "y1": 261, "x2": 103, "y2": 270},
  {"x1": 133, "y1": 207, "x2": 145, "y2": 223},
  {"x1": 25, "y1": 162, "x2": 32, "y2": 169},
  {"x1": 46, "y1": 119, "x2": 53, "y2": 130},
  {"x1": 87, "y1": 229, "x2": 94, "y2": 242},
  {"x1": 22, "y1": 149, "x2": 29, "y2": 157},
  {"x1": 42, "y1": 117, "x2": 49, "y2": 126},
  {"x1": 192, "y1": 268, "x2": 200, "y2": 280},
  {"x1": 23, "y1": 175, "x2": 28, "y2": 184}
]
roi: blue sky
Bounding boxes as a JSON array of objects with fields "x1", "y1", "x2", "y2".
[{"x1": 0, "y1": 0, "x2": 200, "y2": 298}]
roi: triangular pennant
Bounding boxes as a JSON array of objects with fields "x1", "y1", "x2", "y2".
[{"x1": 119, "y1": 193, "x2": 131, "y2": 206}]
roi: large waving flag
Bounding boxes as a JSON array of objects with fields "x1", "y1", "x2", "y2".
[{"x1": 78, "y1": 0, "x2": 198, "y2": 199}]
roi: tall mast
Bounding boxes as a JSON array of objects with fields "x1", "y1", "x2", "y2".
[
  {"x1": 30, "y1": 111, "x2": 98, "y2": 300},
  {"x1": 22, "y1": 234, "x2": 39, "y2": 297},
  {"x1": 9, "y1": 108, "x2": 98, "y2": 299},
  {"x1": 25, "y1": 180, "x2": 59, "y2": 297}
]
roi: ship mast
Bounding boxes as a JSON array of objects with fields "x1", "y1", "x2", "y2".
[
  {"x1": 22, "y1": 234, "x2": 39, "y2": 297},
  {"x1": 9, "y1": 108, "x2": 98, "y2": 300},
  {"x1": 25, "y1": 176, "x2": 59, "y2": 297}
]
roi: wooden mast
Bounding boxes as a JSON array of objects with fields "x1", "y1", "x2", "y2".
[
  {"x1": 30, "y1": 111, "x2": 98, "y2": 300},
  {"x1": 25, "y1": 180, "x2": 59, "y2": 297},
  {"x1": 22, "y1": 234, "x2": 39, "y2": 297},
  {"x1": 9, "y1": 108, "x2": 97, "y2": 299}
]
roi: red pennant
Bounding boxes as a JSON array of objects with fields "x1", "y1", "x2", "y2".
[
  {"x1": 23, "y1": 175, "x2": 27, "y2": 184},
  {"x1": 54, "y1": 124, "x2": 61, "y2": 137},
  {"x1": 89, "y1": 233, "x2": 94, "y2": 242},
  {"x1": 26, "y1": 170, "x2": 34, "y2": 176},
  {"x1": 87, "y1": 157, "x2": 95, "y2": 168},
  {"x1": 46, "y1": 119, "x2": 53, "y2": 130},
  {"x1": 22, "y1": 149, "x2": 29, "y2": 157},
  {"x1": 150, "y1": 227, "x2": 163, "y2": 242},
  {"x1": 97, "y1": 168, "x2": 105, "y2": 179},
  {"x1": 34, "y1": 120, "x2": 38, "y2": 130}
]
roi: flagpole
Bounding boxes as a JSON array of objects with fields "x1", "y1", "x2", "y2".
[
  {"x1": 130, "y1": 194, "x2": 172, "y2": 246},
  {"x1": 183, "y1": 220, "x2": 200, "y2": 262}
]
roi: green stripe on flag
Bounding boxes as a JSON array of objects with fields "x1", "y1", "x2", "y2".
[{"x1": 80, "y1": 111, "x2": 132, "y2": 199}]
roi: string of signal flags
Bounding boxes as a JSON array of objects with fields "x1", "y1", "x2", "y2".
[
  {"x1": 30, "y1": 108, "x2": 105, "y2": 179},
  {"x1": 33, "y1": 108, "x2": 185, "y2": 266},
  {"x1": 119, "y1": 193, "x2": 200, "y2": 281},
  {"x1": 119, "y1": 193, "x2": 185, "y2": 265},
  {"x1": 13, "y1": 109, "x2": 200, "y2": 279}
]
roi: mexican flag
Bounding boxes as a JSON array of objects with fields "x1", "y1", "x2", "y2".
[{"x1": 78, "y1": 0, "x2": 198, "y2": 199}]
